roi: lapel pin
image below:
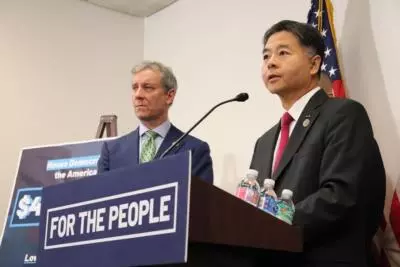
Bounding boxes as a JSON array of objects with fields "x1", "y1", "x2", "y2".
[{"x1": 303, "y1": 119, "x2": 310, "y2": 128}]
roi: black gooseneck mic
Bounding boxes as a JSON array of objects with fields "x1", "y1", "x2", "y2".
[{"x1": 159, "y1": 92, "x2": 249, "y2": 159}]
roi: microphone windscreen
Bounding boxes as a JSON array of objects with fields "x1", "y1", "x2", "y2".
[{"x1": 235, "y1": 93, "x2": 249, "y2": 102}]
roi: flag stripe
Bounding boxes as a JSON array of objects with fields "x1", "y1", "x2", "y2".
[
  {"x1": 390, "y1": 192, "x2": 400, "y2": 247},
  {"x1": 332, "y1": 80, "x2": 345, "y2": 98}
]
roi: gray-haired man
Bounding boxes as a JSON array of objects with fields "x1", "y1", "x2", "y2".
[{"x1": 97, "y1": 61, "x2": 214, "y2": 183}]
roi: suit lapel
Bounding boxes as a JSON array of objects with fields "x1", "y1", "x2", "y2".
[
  {"x1": 261, "y1": 123, "x2": 280, "y2": 182},
  {"x1": 154, "y1": 124, "x2": 183, "y2": 159},
  {"x1": 127, "y1": 128, "x2": 140, "y2": 164},
  {"x1": 272, "y1": 89, "x2": 328, "y2": 180}
]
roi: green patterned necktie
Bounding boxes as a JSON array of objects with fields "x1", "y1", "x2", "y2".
[{"x1": 140, "y1": 130, "x2": 158, "y2": 163}]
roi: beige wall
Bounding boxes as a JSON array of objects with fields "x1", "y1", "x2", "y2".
[{"x1": 0, "y1": 0, "x2": 144, "y2": 232}]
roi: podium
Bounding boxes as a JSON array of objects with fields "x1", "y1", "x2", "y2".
[
  {"x1": 180, "y1": 177, "x2": 302, "y2": 267},
  {"x1": 37, "y1": 152, "x2": 302, "y2": 267}
]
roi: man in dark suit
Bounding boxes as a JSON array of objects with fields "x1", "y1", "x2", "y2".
[
  {"x1": 250, "y1": 20, "x2": 385, "y2": 267},
  {"x1": 97, "y1": 61, "x2": 213, "y2": 184}
]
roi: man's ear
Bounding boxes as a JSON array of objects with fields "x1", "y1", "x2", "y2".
[
  {"x1": 166, "y1": 88, "x2": 176, "y2": 105},
  {"x1": 310, "y1": 55, "x2": 322, "y2": 76}
]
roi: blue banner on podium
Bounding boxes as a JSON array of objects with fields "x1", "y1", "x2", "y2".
[{"x1": 38, "y1": 152, "x2": 192, "y2": 267}]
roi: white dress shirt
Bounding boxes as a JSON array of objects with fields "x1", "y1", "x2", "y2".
[
  {"x1": 139, "y1": 120, "x2": 171, "y2": 156},
  {"x1": 271, "y1": 87, "x2": 321, "y2": 171}
]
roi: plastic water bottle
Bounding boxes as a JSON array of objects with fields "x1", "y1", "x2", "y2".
[
  {"x1": 258, "y1": 179, "x2": 278, "y2": 216},
  {"x1": 235, "y1": 169, "x2": 261, "y2": 206},
  {"x1": 276, "y1": 189, "x2": 295, "y2": 224}
]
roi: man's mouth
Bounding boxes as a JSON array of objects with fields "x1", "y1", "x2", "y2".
[{"x1": 268, "y1": 74, "x2": 281, "y2": 82}]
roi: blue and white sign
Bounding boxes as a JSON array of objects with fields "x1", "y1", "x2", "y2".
[
  {"x1": 0, "y1": 139, "x2": 106, "y2": 267},
  {"x1": 9, "y1": 188, "x2": 42, "y2": 228},
  {"x1": 45, "y1": 183, "x2": 177, "y2": 249},
  {"x1": 38, "y1": 152, "x2": 191, "y2": 267}
]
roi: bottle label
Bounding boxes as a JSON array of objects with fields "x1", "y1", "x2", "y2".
[
  {"x1": 236, "y1": 187, "x2": 259, "y2": 206},
  {"x1": 276, "y1": 201, "x2": 294, "y2": 224},
  {"x1": 259, "y1": 195, "x2": 278, "y2": 215},
  {"x1": 236, "y1": 187, "x2": 247, "y2": 199}
]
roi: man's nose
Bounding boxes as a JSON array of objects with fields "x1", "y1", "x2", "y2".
[
  {"x1": 267, "y1": 54, "x2": 278, "y2": 69},
  {"x1": 134, "y1": 87, "x2": 144, "y2": 98}
]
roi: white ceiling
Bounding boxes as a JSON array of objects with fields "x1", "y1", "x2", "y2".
[{"x1": 81, "y1": 0, "x2": 179, "y2": 17}]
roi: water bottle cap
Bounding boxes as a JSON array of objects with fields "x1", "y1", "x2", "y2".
[
  {"x1": 281, "y1": 189, "x2": 293, "y2": 199},
  {"x1": 246, "y1": 169, "x2": 258, "y2": 179},
  {"x1": 263, "y1": 179, "x2": 275, "y2": 187}
]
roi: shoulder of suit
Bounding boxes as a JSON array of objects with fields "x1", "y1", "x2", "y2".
[
  {"x1": 186, "y1": 134, "x2": 209, "y2": 146},
  {"x1": 323, "y1": 96, "x2": 368, "y2": 115},
  {"x1": 171, "y1": 125, "x2": 209, "y2": 147},
  {"x1": 102, "y1": 129, "x2": 137, "y2": 150}
]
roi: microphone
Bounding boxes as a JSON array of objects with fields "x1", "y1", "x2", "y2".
[
  {"x1": 159, "y1": 92, "x2": 249, "y2": 159},
  {"x1": 234, "y1": 92, "x2": 249, "y2": 102}
]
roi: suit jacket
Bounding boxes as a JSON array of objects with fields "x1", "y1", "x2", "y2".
[
  {"x1": 250, "y1": 89, "x2": 386, "y2": 267},
  {"x1": 97, "y1": 124, "x2": 214, "y2": 184}
]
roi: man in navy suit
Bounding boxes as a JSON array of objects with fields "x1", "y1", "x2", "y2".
[{"x1": 97, "y1": 61, "x2": 214, "y2": 183}]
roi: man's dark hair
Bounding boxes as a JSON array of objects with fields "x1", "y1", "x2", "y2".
[{"x1": 263, "y1": 20, "x2": 325, "y2": 77}]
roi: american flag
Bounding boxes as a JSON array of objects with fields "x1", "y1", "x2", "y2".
[{"x1": 307, "y1": 0, "x2": 346, "y2": 98}]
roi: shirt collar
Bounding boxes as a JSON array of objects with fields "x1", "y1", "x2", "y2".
[
  {"x1": 287, "y1": 87, "x2": 321, "y2": 122},
  {"x1": 139, "y1": 120, "x2": 171, "y2": 138}
]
